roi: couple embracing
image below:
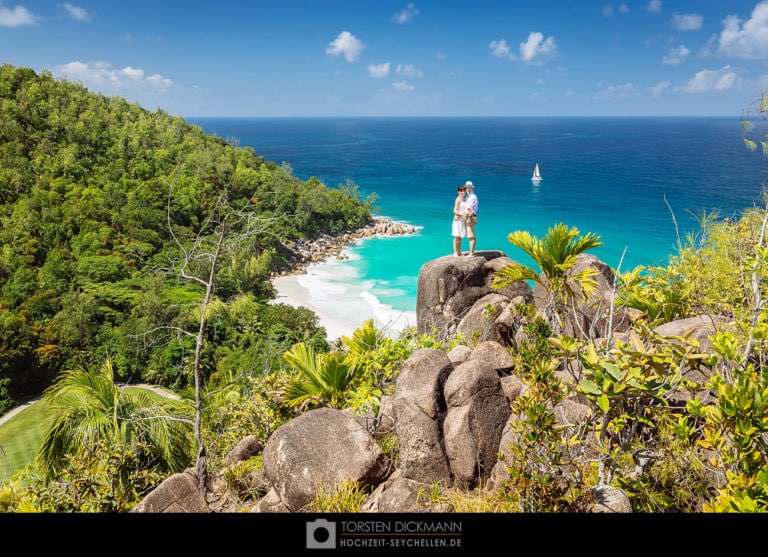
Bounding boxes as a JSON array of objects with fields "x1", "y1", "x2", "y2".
[{"x1": 452, "y1": 180, "x2": 479, "y2": 257}]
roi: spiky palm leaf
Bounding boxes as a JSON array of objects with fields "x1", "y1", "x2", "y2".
[
  {"x1": 38, "y1": 355, "x2": 193, "y2": 480},
  {"x1": 491, "y1": 261, "x2": 540, "y2": 290},
  {"x1": 342, "y1": 319, "x2": 384, "y2": 355},
  {"x1": 283, "y1": 342, "x2": 358, "y2": 409},
  {"x1": 564, "y1": 267, "x2": 601, "y2": 301},
  {"x1": 341, "y1": 318, "x2": 386, "y2": 373},
  {"x1": 491, "y1": 222, "x2": 604, "y2": 332}
]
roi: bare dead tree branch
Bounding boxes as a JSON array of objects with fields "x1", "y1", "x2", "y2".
[
  {"x1": 601, "y1": 246, "x2": 628, "y2": 357},
  {"x1": 740, "y1": 198, "x2": 768, "y2": 370},
  {"x1": 163, "y1": 180, "x2": 276, "y2": 497},
  {"x1": 664, "y1": 194, "x2": 681, "y2": 251}
]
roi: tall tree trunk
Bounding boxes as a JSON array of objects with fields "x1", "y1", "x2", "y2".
[{"x1": 192, "y1": 221, "x2": 226, "y2": 497}]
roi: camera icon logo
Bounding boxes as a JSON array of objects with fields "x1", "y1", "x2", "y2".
[{"x1": 306, "y1": 518, "x2": 336, "y2": 549}]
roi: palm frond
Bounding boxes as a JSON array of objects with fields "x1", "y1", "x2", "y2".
[
  {"x1": 506, "y1": 230, "x2": 538, "y2": 260},
  {"x1": 283, "y1": 342, "x2": 327, "y2": 390},
  {"x1": 283, "y1": 342, "x2": 359, "y2": 408},
  {"x1": 283, "y1": 381, "x2": 320, "y2": 409},
  {"x1": 323, "y1": 353, "x2": 358, "y2": 390},
  {"x1": 568, "y1": 267, "x2": 601, "y2": 299},
  {"x1": 569, "y1": 231, "x2": 604, "y2": 255},
  {"x1": 491, "y1": 262, "x2": 539, "y2": 289},
  {"x1": 342, "y1": 318, "x2": 383, "y2": 355},
  {"x1": 38, "y1": 354, "x2": 193, "y2": 479}
]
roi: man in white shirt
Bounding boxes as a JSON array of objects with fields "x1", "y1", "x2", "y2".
[{"x1": 464, "y1": 181, "x2": 479, "y2": 256}]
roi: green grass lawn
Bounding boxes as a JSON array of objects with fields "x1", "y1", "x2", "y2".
[
  {"x1": 0, "y1": 386, "x2": 178, "y2": 481},
  {"x1": 0, "y1": 399, "x2": 49, "y2": 480}
]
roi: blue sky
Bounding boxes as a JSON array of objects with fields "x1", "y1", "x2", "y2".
[{"x1": 2, "y1": 1, "x2": 768, "y2": 117}]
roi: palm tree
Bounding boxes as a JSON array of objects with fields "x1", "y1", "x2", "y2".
[
  {"x1": 38, "y1": 355, "x2": 194, "y2": 481},
  {"x1": 341, "y1": 318, "x2": 385, "y2": 375},
  {"x1": 491, "y1": 222, "x2": 603, "y2": 334},
  {"x1": 282, "y1": 342, "x2": 359, "y2": 410}
]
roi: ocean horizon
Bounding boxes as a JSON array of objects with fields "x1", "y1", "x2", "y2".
[{"x1": 190, "y1": 116, "x2": 768, "y2": 339}]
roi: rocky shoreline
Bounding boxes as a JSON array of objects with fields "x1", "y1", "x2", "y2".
[{"x1": 270, "y1": 216, "x2": 417, "y2": 277}]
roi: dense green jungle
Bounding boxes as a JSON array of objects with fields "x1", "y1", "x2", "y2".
[
  {"x1": 1, "y1": 64, "x2": 768, "y2": 514},
  {"x1": 0, "y1": 63, "x2": 377, "y2": 412}
]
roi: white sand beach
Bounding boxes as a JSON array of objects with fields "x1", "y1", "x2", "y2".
[
  {"x1": 271, "y1": 274, "x2": 357, "y2": 341},
  {"x1": 271, "y1": 250, "x2": 417, "y2": 343}
]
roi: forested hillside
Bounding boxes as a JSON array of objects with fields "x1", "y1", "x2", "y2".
[{"x1": 0, "y1": 64, "x2": 375, "y2": 413}]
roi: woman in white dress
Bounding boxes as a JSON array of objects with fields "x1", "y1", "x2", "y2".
[{"x1": 452, "y1": 185, "x2": 467, "y2": 256}]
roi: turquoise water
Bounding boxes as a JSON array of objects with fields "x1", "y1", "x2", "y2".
[{"x1": 191, "y1": 117, "x2": 767, "y2": 319}]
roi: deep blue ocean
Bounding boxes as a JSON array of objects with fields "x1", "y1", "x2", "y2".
[{"x1": 189, "y1": 117, "x2": 767, "y2": 327}]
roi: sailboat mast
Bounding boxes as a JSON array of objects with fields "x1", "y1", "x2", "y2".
[{"x1": 532, "y1": 163, "x2": 542, "y2": 182}]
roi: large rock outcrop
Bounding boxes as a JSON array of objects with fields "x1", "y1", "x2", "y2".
[
  {"x1": 130, "y1": 469, "x2": 210, "y2": 513},
  {"x1": 261, "y1": 407, "x2": 391, "y2": 512},
  {"x1": 443, "y1": 359, "x2": 510, "y2": 488},
  {"x1": 392, "y1": 348, "x2": 453, "y2": 483},
  {"x1": 416, "y1": 251, "x2": 532, "y2": 342}
]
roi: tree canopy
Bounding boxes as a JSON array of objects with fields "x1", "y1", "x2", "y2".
[{"x1": 0, "y1": 64, "x2": 375, "y2": 412}]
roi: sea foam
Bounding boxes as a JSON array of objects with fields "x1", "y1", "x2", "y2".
[{"x1": 271, "y1": 248, "x2": 416, "y2": 342}]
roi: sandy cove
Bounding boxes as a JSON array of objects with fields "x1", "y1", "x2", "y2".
[{"x1": 270, "y1": 216, "x2": 418, "y2": 341}]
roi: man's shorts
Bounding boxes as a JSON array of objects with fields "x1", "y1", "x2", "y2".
[{"x1": 465, "y1": 215, "x2": 477, "y2": 238}]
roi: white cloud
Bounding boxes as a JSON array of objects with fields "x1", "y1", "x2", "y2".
[
  {"x1": 489, "y1": 39, "x2": 515, "y2": 60},
  {"x1": 396, "y1": 63, "x2": 423, "y2": 78},
  {"x1": 619, "y1": 4, "x2": 629, "y2": 13},
  {"x1": 651, "y1": 81, "x2": 670, "y2": 97},
  {"x1": 717, "y1": 1, "x2": 768, "y2": 59},
  {"x1": 392, "y1": 81, "x2": 414, "y2": 91},
  {"x1": 645, "y1": 0, "x2": 662, "y2": 14},
  {"x1": 595, "y1": 82, "x2": 639, "y2": 100},
  {"x1": 326, "y1": 31, "x2": 365, "y2": 63},
  {"x1": 676, "y1": 65, "x2": 740, "y2": 92},
  {"x1": 391, "y1": 3, "x2": 419, "y2": 24},
  {"x1": 436, "y1": 52, "x2": 446, "y2": 60},
  {"x1": 699, "y1": 33, "x2": 717, "y2": 57},
  {"x1": 519, "y1": 32, "x2": 558, "y2": 63},
  {"x1": 368, "y1": 62, "x2": 390, "y2": 78},
  {"x1": 0, "y1": 4, "x2": 36, "y2": 27},
  {"x1": 671, "y1": 13, "x2": 702, "y2": 30},
  {"x1": 662, "y1": 44, "x2": 690, "y2": 65},
  {"x1": 491, "y1": 33, "x2": 558, "y2": 64},
  {"x1": 61, "y1": 3, "x2": 90, "y2": 22},
  {"x1": 54, "y1": 61, "x2": 173, "y2": 93}
]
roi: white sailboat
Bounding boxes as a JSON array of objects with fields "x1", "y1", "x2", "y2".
[{"x1": 531, "y1": 163, "x2": 543, "y2": 183}]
